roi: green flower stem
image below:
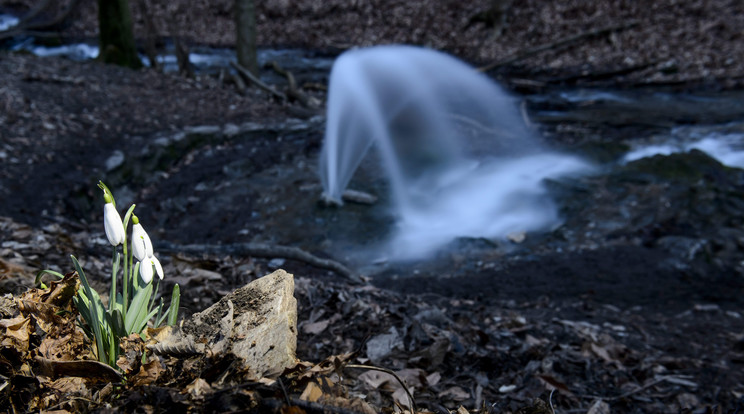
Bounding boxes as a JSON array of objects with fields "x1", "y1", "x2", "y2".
[
  {"x1": 109, "y1": 248, "x2": 118, "y2": 312},
  {"x1": 122, "y1": 242, "x2": 129, "y2": 314},
  {"x1": 121, "y1": 204, "x2": 136, "y2": 313}
]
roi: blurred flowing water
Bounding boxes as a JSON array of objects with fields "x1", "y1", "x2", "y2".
[
  {"x1": 0, "y1": 14, "x2": 18, "y2": 31},
  {"x1": 6, "y1": 36, "x2": 333, "y2": 82},
  {"x1": 623, "y1": 123, "x2": 744, "y2": 168},
  {"x1": 318, "y1": 46, "x2": 591, "y2": 260}
]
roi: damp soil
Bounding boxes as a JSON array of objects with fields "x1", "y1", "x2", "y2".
[
  {"x1": 1, "y1": 1, "x2": 744, "y2": 411},
  {"x1": 1, "y1": 51, "x2": 743, "y2": 410}
]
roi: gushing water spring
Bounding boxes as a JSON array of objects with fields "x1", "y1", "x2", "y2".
[{"x1": 319, "y1": 45, "x2": 591, "y2": 260}]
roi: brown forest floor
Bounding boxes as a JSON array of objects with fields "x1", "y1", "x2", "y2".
[{"x1": 3, "y1": 0, "x2": 744, "y2": 87}]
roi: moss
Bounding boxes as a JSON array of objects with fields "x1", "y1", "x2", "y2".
[{"x1": 620, "y1": 149, "x2": 734, "y2": 182}]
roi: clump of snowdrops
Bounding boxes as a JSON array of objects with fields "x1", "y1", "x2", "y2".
[{"x1": 40, "y1": 181, "x2": 180, "y2": 368}]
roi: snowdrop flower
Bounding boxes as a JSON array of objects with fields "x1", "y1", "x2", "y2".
[
  {"x1": 139, "y1": 257, "x2": 154, "y2": 284},
  {"x1": 151, "y1": 256, "x2": 164, "y2": 280},
  {"x1": 131, "y1": 215, "x2": 153, "y2": 261},
  {"x1": 139, "y1": 255, "x2": 164, "y2": 284},
  {"x1": 103, "y1": 194, "x2": 125, "y2": 246}
]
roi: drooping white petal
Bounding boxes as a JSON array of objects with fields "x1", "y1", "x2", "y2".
[
  {"x1": 131, "y1": 223, "x2": 154, "y2": 261},
  {"x1": 151, "y1": 255, "x2": 164, "y2": 280},
  {"x1": 139, "y1": 259, "x2": 154, "y2": 284},
  {"x1": 103, "y1": 203, "x2": 125, "y2": 246}
]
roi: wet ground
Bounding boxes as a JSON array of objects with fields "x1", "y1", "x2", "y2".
[
  {"x1": 2, "y1": 50, "x2": 744, "y2": 411},
  {"x1": 3, "y1": 51, "x2": 744, "y2": 312}
]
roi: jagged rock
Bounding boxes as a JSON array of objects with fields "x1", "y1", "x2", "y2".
[{"x1": 166, "y1": 269, "x2": 298, "y2": 379}]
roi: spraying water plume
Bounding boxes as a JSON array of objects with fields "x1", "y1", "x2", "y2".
[{"x1": 319, "y1": 45, "x2": 590, "y2": 260}]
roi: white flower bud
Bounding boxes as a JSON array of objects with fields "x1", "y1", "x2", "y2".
[
  {"x1": 151, "y1": 255, "x2": 164, "y2": 280},
  {"x1": 139, "y1": 258, "x2": 154, "y2": 284},
  {"x1": 131, "y1": 223, "x2": 154, "y2": 261},
  {"x1": 103, "y1": 203, "x2": 125, "y2": 246}
]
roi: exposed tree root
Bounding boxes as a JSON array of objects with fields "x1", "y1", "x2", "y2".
[{"x1": 231, "y1": 61, "x2": 288, "y2": 101}]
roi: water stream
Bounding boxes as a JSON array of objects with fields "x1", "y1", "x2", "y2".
[{"x1": 4, "y1": 32, "x2": 333, "y2": 82}]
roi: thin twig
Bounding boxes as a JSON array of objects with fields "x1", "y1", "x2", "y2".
[
  {"x1": 277, "y1": 378, "x2": 292, "y2": 406},
  {"x1": 155, "y1": 241, "x2": 362, "y2": 284},
  {"x1": 479, "y1": 20, "x2": 639, "y2": 72},
  {"x1": 269, "y1": 61, "x2": 317, "y2": 108},
  {"x1": 580, "y1": 375, "x2": 696, "y2": 402},
  {"x1": 0, "y1": 0, "x2": 82, "y2": 41},
  {"x1": 344, "y1": 364, "x2": 417, "y2": 414}
]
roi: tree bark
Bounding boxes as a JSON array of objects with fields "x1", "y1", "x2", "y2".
[
  {"x1": 97, "y1": 0, "x2": 142, "y2": 68},
  {"x1": 135, "y1": 0, "x2": 160, "y2": 71},
  {"x1": 235, "y1": 0, "x2": 259, "y2": 75}
]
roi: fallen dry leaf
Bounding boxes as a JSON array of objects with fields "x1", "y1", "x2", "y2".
[
  {"x1": 587, "y1": 399, "x2": 610, "y2": 414},
  {"x1": 302, "y1": 319, "x2": 330, "y2": 335},
  {"x1": 538, "y1": 374, "x2": 573, "y2": 395},
  {"x1": 358, "y1": 369, "x2": 395, "y2": 390},
  {"x1": 131, "y1": 358, "x2": 166, "y2": 387},
  {"x1": 0, "y1": 315, "x2": 31, "y2": 352},
  {"x1": 438, "y1": 386, "x2": 470, "y2": 401},
  {"x1": 425, "y1": 371, "x2": 441, "y2": 387},
  {"x1": 50, "y1": 377, "x2": 89, "y2": 396},
  {"x1": 38, "y1": 330, "x2": 88, "y2": 361},
  {"x1": 184, "y1": 378, "x2": 213, "y2": 400},
  {"x1": 34, "y1": 356, "x2": 124, "y2": 383},
  {"x1": 117, "y1": 333, "x2": 145, "y2": 375},
  {"x1": 299, "y1": 381, "x2": 323, "y2": 402},
  {"x1": 0, "y1": 257, "x2": 35, "y2": 279},
  {"x1": 39, "y1": 272, "x2": 79, "y2": 306}
]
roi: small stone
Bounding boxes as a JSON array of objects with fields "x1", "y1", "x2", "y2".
[
  {"x1": 268, "y1": 258, "x2": 286, "y2": 269},
  {"x1": 693, "y1": 303, "x2": 720, "y2": 312},
  {"x1": 185, "y1": 125, "x2": 221, "y2": 137},
  {"x1": 341, "y1": 189, "x2": 378, "y2": 205},
  {"x1": 507, "y1": 231, "x2": 526, "y2": 243}
]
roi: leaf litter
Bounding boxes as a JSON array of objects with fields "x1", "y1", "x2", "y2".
[{"x1": 2, "y1": 215, "x2": 744, "y2": 412}]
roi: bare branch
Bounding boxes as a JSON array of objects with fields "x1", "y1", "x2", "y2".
[
  {"x1": 156, "y1": 241, "x2": 362, "y2": 284},
  {"x1": 479, "y1": 20, "x2": 640, "y2": 72}
]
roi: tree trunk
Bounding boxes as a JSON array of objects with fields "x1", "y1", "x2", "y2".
[
  {"x1": 98, "y1": 0, "x2": 142, "y2": 68},
  {"x1": 235, "y1": 0, "x2": 258, "y2": 75}
]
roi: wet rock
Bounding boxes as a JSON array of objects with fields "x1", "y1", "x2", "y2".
[
  {"x1": 574, "y1": 140, "x2": 630, "y2": 163},
  {"x1": 105, "y1": 150, "x2": 125, "y2": 171},
  {"x1": 656, "y1": 235, "x2": 707, "y2": 264},
  {"x1": 619, "y1": 149, "x2": 733, "y2": 182},
  {"x1": 341, "y1": 189, "x2": 378, "y2": 205},
  {"x1": 180, "y1": 269, "x2": 298, "y2": 378},
  {"x1": 268, "y1": 258, "x2": 286, "y2": 269},
  {"x1": 184, "y1": 125, "x2": 222, "y2": 138}
]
